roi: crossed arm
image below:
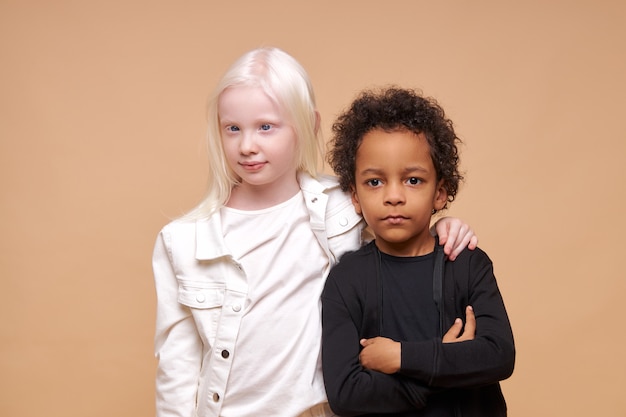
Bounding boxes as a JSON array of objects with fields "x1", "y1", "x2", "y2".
[
  {"x1": 322, "y1": 293, "x2": 478, "y2": 416},
  {"x1": 358, "y1": 306, "x2": 476, "y2": 374}
]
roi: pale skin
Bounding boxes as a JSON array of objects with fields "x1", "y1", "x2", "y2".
[{"x1": 351, "y1": 128, "x2": 477, "y2": 374}]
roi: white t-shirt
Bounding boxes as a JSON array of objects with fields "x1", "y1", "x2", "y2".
[{"x1": 220, "y1": 191, "x2": 330, "y2": 416}]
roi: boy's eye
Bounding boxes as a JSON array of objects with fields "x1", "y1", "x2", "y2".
[
  {"x1": 260, "y1": 124, "x2": 271, "y2": 131},
  {"x1": 366, "y1": 179, "x2": 382, "y2": 187},
  {"x1": 407, "y1": 177, "x2": 422, "y2": 185}
]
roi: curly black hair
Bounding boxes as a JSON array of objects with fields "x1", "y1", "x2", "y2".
[{"x1": 327, "y1": 87, "x2": 463, "y2": 209}]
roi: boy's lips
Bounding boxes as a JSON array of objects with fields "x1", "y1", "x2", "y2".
[{"x1": 383, "y1": 214, "x2": 409, "y2": 225}]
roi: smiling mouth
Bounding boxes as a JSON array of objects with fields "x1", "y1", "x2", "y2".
[{"x1": 240, "y1": 161, "x2": 266, "y2": 171}]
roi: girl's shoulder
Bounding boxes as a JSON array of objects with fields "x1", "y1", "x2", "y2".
[
  {"x1": 158, "y1": 215, "x2": 219, "y2": 244},
  {"x1": 159, "y1": 216, "x2": 199, "y2": 232},
  {"x1": 299, "y1": 172, "x2": 344, "y2": 195},
  {"x1": 315, "y1": 173, "x2": 341, "y2": 188}
]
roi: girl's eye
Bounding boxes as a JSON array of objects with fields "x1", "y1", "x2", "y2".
[
  {"x1": 260, "y1": 124, "x2": 271, "y2": 131},
  {"x1": 366, "y1": 179, "x2": 382, "y2": 187},
  {"x1": 226, "y1": 125, "x2": 240, "y2": 132},
  {"x1": 407, "y1": 177, "x2": 422, "y2": 185}
]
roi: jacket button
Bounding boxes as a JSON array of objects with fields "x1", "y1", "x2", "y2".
[
  {"x1": 212, "y1": 392, "x2": 220, "y2": 402},
  {"x1": 232, "y1": 304, "x2": 241, "y2": 312},
  {"x1": 339, "y1": 217, "x2": 348, "y2": 227},
  {"x1": 221, "y1": 350, "x2": 230, "y2": 359},
  {"x1": 196, "y1": 293, "x2": 206, "y2": 303}
]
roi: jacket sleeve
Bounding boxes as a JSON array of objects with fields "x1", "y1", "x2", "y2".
[
  {"x1": 400, "y1": 248, "x2": 515, "y2": 388},
  {"x1": 153, "y1": 229, "x2": 203, "y2": 417},
  {"x1": 322, "y1": 267, "x2": 433, "y2": 416}
]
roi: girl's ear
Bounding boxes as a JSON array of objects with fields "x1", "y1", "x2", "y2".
[
  {"x1": 314, "y1": 110, "x2": 321, "y2": 135},
  {"x1": 350, "y1": 186, "x2": 363, "y2": 215},
  {"x1": 434, "y1": 180, "x2": 448, "y2": 211}
]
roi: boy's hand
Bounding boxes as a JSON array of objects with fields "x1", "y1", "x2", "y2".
[
  {"x1": 443, "y1": 306, "x2": 476, "y2": 343},
  {"x1": 359, "y1": 337, "x2": 401, "y2": 374},
  {"x1": 433, "y1": 217, "x2": 478, "y2": 261}
]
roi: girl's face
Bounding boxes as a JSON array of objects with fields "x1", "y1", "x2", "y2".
[{"x1": 219, "y1": 86, "x2": 299, "y2": 198}]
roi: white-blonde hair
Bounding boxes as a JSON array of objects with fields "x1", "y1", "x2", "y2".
[{"x1": 187, "y1": 47, "x2": 321, "y2": 218}]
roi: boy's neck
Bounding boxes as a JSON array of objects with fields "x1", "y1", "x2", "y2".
[{"x1": 374, "y1": 233, "x2": 436, "y2": 257}]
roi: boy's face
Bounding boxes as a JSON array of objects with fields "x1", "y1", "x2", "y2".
[{"x1": 351, "y1": 128, "x2": 448, "y2": 257}]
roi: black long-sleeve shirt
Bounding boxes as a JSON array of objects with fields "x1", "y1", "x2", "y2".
[{"x1": 321, "y1": 241, "x2": 515, "y2": 416}]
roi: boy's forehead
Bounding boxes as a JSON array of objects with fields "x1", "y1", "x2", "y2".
[
  {"x1": 360, "y1": 128, "x2": 427, "y2": 144},
  {"x1": 356, "y1": 129, "x2": 432, "y2": 167}
]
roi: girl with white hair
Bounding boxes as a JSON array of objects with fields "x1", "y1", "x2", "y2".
[{"x1": 152, "y1": 47, "x2": 477, "y2": 417}]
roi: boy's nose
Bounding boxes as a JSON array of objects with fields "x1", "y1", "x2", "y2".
[{"x1": 384, "y1": 183, "x2": 405, "y2": 205}]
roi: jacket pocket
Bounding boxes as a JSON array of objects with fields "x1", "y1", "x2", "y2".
[
  {"x1": 177, "y1": 280, "x2": 225, "y2": 346},
  {"x1": 178, "y1": 280, "x2": 225, "y2": 309}
]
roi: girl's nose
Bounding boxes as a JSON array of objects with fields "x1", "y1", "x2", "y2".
[{"x1": 239, "y1": 132, "x2": 258, "y2": 155}]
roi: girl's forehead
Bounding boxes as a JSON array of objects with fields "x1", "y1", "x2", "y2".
[
  {"x1": 222, "y1": 83, "x2": 277, "y2": 100},
  {"x1": 219, "y1": 85, "x2": 278, "y2": 108},
  {"x1": 217, "y1": 85, "x2": 292, "y2": 123}
]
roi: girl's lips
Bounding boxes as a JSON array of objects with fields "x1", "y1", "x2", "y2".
[{"x1": 240, "y1": 161, "x2": 266, "y2": 171}]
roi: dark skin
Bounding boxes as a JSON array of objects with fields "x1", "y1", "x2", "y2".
[{"x1": 359, "y1": 306, "x2": 476, "y2": 374}]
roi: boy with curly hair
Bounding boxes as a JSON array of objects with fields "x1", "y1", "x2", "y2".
[{"x1": 322, "y1": 87, "x2": 515, "y2": 416}]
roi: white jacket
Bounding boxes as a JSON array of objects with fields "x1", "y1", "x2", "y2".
[{"x1": 153, "y1": 173, "x2": 364, "y2": 417}]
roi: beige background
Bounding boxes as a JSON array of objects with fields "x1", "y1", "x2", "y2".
[{"x1": 2, "y1": 1, "x2": 625, "y2": 416}]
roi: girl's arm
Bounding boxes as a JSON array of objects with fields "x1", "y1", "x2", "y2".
[{"x1": 153, "y1": 232, "x2": 203, "y2": 417}]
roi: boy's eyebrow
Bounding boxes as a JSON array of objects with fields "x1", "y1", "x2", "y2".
[
  {"x1": 403, "y1": 165, "x2": 429, "y2": 174},
  {"x1": 358, "y1": 166, "x2": 429, "y2": 176},
  {"x1": 357, "y1": 167, "x2": 385, "y2": 177}
]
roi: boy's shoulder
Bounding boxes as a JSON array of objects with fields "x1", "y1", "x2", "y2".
[
  {"x1": 444, "y1": 245, "x2": 493, "y2": 271},
  {"x1": 327, "y1": 243, "x2": 377, "y2": 290},
  {"x1": 334, "y1": 241, "x2": 377, "y2": 268},
  {"x1": 454, "y1": 244, "x2": 488, "y2": 258}
]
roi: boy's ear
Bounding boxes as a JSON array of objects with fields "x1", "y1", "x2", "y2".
[
  {"x1": 350, "y1": 186, "x2": 362, "y2": 215},
  {"x1": 434, "y1": 180, "x2": 448, "y2": 211}
]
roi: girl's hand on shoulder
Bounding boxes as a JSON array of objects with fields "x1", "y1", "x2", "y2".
[{"x1": 433, "y1": 217, "x2": 478, "y2": 261}]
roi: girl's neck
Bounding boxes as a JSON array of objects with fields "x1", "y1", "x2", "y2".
[{"x1": 225, "y1": 176, "x2": 300, "y2": 210}]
